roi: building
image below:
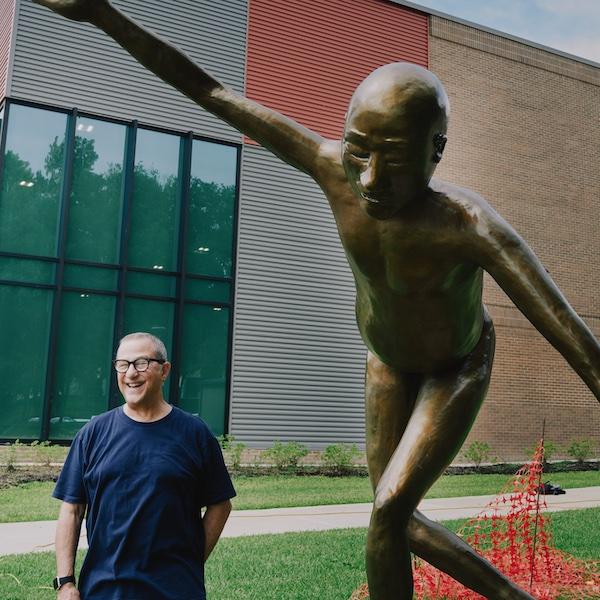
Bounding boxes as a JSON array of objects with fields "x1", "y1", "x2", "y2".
[{"x1": 0, "y1": 0, "x2": 598, "y2": 460}]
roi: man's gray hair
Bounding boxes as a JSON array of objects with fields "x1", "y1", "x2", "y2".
[{"x1": 118, "y1": 332, "x2": 168, "y2": 361}]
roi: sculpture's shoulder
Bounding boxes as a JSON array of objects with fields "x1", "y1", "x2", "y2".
[
  {"x1": 314, "y1": 139, "x2": 345, "y2": 181},
  {"x1": 428, "y1": 178, "x2": 501, "y2": 233}
]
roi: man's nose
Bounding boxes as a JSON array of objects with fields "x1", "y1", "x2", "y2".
[{"x1": 125, "y1": 363, "x2": 138, "y2": 376}]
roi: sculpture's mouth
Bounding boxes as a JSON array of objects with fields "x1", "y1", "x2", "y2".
[{"x1": 361, "y1": 192, "x2": 391, "y2": 205}]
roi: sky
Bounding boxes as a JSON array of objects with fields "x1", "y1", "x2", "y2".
[{"x1": 410, "y1": 0, "x2": 600, "y2": 64}]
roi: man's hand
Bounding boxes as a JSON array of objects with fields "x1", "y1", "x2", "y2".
[
  {"x1": 33, "y1": 0, "x2": 108, "y2": 22},
  {"x1": 57, "y1": 582, "x2": 80, "y2": 599}
]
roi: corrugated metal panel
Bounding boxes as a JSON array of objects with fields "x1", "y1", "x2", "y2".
[
  {"x1": 246, "y1": 0, "x2": 428, "y2": 141},
  {"x1": 231, "y1": 146, "x2": 367, "y2": 447},
  {"x1": 0, "y1": 0, "x2": 16, "y2": 100},
  {"x1": 10, "y1": 0, "x2": 247, "y2": 141}
]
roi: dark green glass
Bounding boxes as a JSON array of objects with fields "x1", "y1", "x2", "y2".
[
  {"x1": 63, "y1": 264, "x2": 118, "y2": 292},
  {"x1": 0, "y1": 285, "x2": 53, "y2": 439},
  {"x1": 129, "y1": 129, "x2": 182, "y2": 271},
  {"x1": 50, "y1": 292, "x2": 116, "y2": 439},
  {"x1": 66, "y1": 117, "x2": 126, "y2": 263},
  {"x1": 0, "y1": 105, "x2": 67, "y2": 256},
  {"x1": 0, "y1": 256, "x2": 55, "y2": 285},
  {"x1": 122, "y1": 298, "x2": 174, "y2": 401},
  {"x1": 187, "y1": 141, "x2": 237, "y2": 278},
  {"x1": 185, "y1": 278, "x2": 230, "y2": 303},
  {"x1": 178, "y1": 304, "x2": 230, "y2": 435},
  {"x1": 126, "y1": 270, "x2": 176, "y2": 297}
]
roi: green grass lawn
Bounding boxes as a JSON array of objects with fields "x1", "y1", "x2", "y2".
[
  {"x1": 1, "y1": 470, "x2": 598, "y2": 523},
  {"x1": 0, "y1": 508, "x2": 598, "y2": 600}
]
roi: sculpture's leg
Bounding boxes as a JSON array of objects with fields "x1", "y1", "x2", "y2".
[{"x1": 365, "y1": 313, "x2": 534, "y2": 600}]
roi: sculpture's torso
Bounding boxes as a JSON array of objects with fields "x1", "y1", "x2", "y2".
[{"x1": 317, "y1": 142, "x2": 487, "y2": 373}]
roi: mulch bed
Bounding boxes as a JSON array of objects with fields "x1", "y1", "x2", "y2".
[{"x1": 0, "y1": 465, "x2": 62, "y2": 489}]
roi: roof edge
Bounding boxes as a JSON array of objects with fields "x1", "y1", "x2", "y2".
[{"x1": 390, "y1": 0, "x2": 600, "y2": 70}]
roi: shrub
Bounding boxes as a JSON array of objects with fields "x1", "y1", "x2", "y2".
[
  {"x1": 30, "y1": 440, "x2": 54, "y2": 466},
  {"x1": 217, "y1": 434, "x2": 246, "y2": 470},
  {"x1": 462, "y1": 441, "x2": 496, "y2": 467},
  {"x1": 322, "y1": 443, "x2": 360, "y2": 474},
  {"x1": 525, "y1": 440, "x2": 559, "y2": 465},
  {"x1": 262, "y1": 441, "x2": 308, "y2": 472},
  {"x1": 5, "y1": 439, "x2": 24, "y2": 472},
  {"x1": 566, "y1": 438, "x2": 596, "y2": 464}
]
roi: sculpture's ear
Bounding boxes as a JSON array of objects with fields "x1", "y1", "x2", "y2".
[{"x1": 432, "y1": 133, "x2": 447, "y2": 163}]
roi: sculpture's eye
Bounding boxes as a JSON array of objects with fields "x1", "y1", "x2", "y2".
[{"x1": 344, "y1": 142, "x2": 369, "y2": 161}]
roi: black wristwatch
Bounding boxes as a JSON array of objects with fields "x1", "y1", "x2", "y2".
[{"x1": 53, "y1": 575, "x2": 76, "y2": 590}]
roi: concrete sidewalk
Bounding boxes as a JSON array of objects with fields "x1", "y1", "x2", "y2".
[{"x1": 1, "y1": 486, "x2": 599, "y2": 557}]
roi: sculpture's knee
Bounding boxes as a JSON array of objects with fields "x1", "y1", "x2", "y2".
[{"x1": 373, "y1": 483, "x2": 413, "y2": 526}]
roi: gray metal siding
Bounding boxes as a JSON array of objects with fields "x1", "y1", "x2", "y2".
[
  {"x1": 0, "y1": 0, "x2": 16, "y2": 100},
  {"x1": 11, "y1": 0, "x2": 246, "y2": 141},
  {"x1": 231, "y1": 146, "x2": 367, "y2": 447}
]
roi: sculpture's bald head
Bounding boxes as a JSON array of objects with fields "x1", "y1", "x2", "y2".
[
  {"x1": 342, "y1": 63, "x2": 450, "y2": 219},
  {"x1": 347, "y1": 63, "x2": 449, "y2": 134}
]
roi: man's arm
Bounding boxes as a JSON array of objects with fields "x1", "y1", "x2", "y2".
[
  {"x1": 55, "y1": 501, "x2": 85, "y2": 599},
  {"x1": 202, "y1": 499, "x2": 232, "y2": 561},
  {"x1": 33, "y1": 0, "x2": 325, "y2": 177},
  {"x1": 478, "y1": 211, "x2": 600, "y2": 401}
]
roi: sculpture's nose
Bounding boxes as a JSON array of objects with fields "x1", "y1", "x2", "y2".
[{"x1": 360, "y1": 155, "x2": 383, "y2": 192}]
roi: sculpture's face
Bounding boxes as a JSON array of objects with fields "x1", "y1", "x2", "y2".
[{"x1": 342, "y1": 70, "x2": 445, "y2": 220}]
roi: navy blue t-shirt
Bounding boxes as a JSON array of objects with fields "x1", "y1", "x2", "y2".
[{"x1": 53, "y1": 406, "x2": 236, "y2": 600}]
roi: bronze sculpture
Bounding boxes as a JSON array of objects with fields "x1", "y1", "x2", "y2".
[{"x1": 34, "y1": 1, "x2": 600, "y2": 598}]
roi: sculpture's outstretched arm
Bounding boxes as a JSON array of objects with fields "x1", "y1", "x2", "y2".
[
  {"x1": 33, "y1": 0, "x2": 325, "y2": 177},
  {"x1": 479, "y1": 210, "x2": 600, "y2": 402}
]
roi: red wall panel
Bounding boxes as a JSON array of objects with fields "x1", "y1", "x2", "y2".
[{"x1": 246, "y1": 0, "x2": 428, "y2": 141}]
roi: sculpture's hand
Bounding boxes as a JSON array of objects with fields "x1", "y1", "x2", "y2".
[{"x1": 33, "y1": 0, "x2": 108, "y2": 22}]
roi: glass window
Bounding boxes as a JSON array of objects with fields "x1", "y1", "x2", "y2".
[
  {"x1": 129, "y1": 129, "x2": 182, "y2": 271},
  {"x1": 126, "y1": 270, "x2": 176, "y2": 298},
  {"x1": 178, "y1": 304, "x2": 230, "y2": 435},
  {"x1": 66, "y1": 117, "x2": 126, "y2": 263},
  {"x1": 50, "y1": 292, "x2": 116, "y2": 439},
  {"x1": 0, "y1": 105, "x2": 67, "y2": 256},
  {"x1": 0, "y1": 256, "x2": 55, "y2": 285},
  {"x1": 63, "y1": 264, "x2": 118, "y2": 292},
  {"x1": 187, "y1": 141, "x2": 237, "y2": 278},
  {"x1": 0, "y1": 285, "x2": 53, "y2": 438},
  {"x1": 185, "y1": 278, "x2": 230, "y2": 303}
]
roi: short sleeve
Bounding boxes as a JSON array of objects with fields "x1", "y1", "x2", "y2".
[
  {"x1": 199, "y1": 434, "x2": 236, "y2": 508},
  {"x1": 53, "y1": 431, "x2": 87, "y2": 505}
]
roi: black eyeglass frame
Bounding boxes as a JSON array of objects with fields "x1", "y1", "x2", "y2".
[{"x1": 112, "y1": 357, "x2": 166, "y2": 373}]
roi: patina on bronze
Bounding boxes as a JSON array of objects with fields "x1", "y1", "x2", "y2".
[{"x1": 35, "y1": 1, "x2": 600, "y2": 598}]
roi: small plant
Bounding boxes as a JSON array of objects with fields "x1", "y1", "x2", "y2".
[
  {"x1": 5, "y1": 439, "x2": 23, "y2": 472},
  {"x1": 461, "y1": 441, "x2": 496, "y2": 467},
  {"x1": 322, "y1": 443, "x2": 360, "y2": 474},
  {"x1": 263, "y1": 440, "x2": 308, "y2": 472},
  {"x1": 525, "y1": 440, "x2": 559, "y2": 465},
  {"x1": 567, "y1": 438, "x2": 596, "y2": 464},
  {"x1": 218, "y1": 434, "x2": 246, "y2": 470},
  {"x1": 30, "y1": 440, "x2": 53, "y2": 466}
]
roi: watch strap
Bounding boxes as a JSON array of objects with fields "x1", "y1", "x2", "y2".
[{"x1": 53, "y1": 575, "x2": 76, "y2": 590}]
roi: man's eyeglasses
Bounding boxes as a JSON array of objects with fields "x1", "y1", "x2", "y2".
[{"x1": 113, "y1": 357, "x2": 165, "y2": 373}]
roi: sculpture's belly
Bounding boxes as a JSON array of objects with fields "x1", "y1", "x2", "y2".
[{"x1": 356, "y1": 288, "x2": 484, "y2": 373}]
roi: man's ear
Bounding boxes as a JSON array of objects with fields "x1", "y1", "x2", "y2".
[
  {"x1": 162, "y1": 361, "x2": 172, "y2": 381},
  {"x1": 432, "y1": 133, "x2": 447, "y2": 163}
]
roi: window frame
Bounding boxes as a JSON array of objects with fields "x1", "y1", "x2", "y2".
[{"x1": 0, "y1": 98, "x2": 241, "y2": 441}]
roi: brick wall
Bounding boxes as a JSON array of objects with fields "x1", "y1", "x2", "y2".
[{"x1": 429, "y1": 18, "x2": 600, "y2": 461}]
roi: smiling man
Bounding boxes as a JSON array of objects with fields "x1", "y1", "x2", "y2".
[
  {"x1": 36, "y1": 1, "x2": 600, "y2": 598},
  {"x1": 52, "y1": 332, "x2": 235, "y2": 600}
]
